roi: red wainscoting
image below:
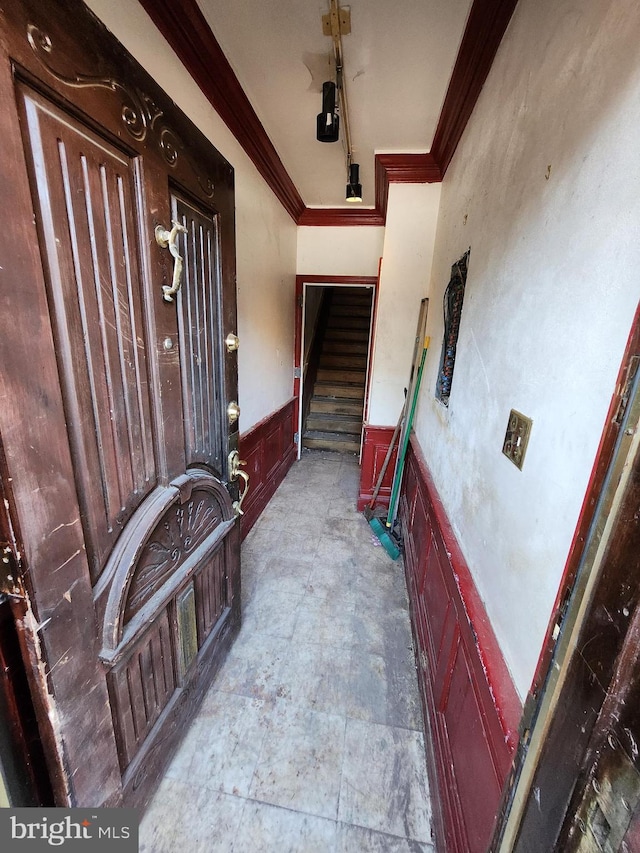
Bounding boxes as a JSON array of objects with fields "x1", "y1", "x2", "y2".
[
  {"x1": 357, "y1": 425, "x2": 399, "y2": 512},
  {"x1": 238, "y1": 398, "x2": 297, "y2": 539},
  {"x1": 399, "y1": 435, "x2": 522, "y2": 853}
]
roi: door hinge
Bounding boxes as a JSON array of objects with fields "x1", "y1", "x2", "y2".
[
  {"x1": 297, "y1": 294, "x2": 303, "y2": 308},
  {"x1": 294, "y1": 432, "x2": 299, "y2": 445},
  {"x1": 518, "y1": 690, "x2": 538, "y2": 744},
  {"x1": 615, "y1": 355, "x2": 639, "y2": 425},
  {"x1": 294, "y1": 367, "x2": 301, "y2": 379},
  {"x1": 1, "y1": 542, "x2": 20, "y2": 597}
]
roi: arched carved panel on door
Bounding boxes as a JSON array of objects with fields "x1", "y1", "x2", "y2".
[{"x1": 96, "y1": 468, "x2": 234, "y2": 665}]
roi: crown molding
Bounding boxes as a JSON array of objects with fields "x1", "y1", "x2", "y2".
[
  {"x1": 431, "y1": 0, "x2": 519, "y2": 175},
  {"x1": 137, "y1": 0, "x2": 305, "y2": 223},
  {"x1": 138, "y1": 0, "x2": 518, "y2": 226}
]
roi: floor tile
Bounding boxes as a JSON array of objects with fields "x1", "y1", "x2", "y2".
[
  {"x1": 335, "y1": 822, "x2": 435, "y2": 852},
  {"x1": 249, "y1": 700, "x2": 346, "y2": 820},
  {"x1": 275, "y1": 640, "x2": 351, "y2": 716},
  {"x1": 140, "y1": 778, "x2": 245, "y2": 853},
  {"x1": 215, "y1": 631, "x2": 289, "y2": 701},
  {"x1": 339, "y1": 718, "x2": 432, "y2": 842},
  {"x1": 232, "y1": 800, "x2": 337, "y2": 853},
  {"x1": 346, "y1": 647, "x2": 423, "y2": 731},
  {"x1": 241, "y1": 588, "x2": 302, "y2": 640},
  {"x1": 190, "y1": 691, "x2": 271, "y2": 797}
]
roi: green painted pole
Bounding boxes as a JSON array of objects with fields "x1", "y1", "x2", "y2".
[{"x1": 385, "y1": 336, "x2": 430, "y2": 529}]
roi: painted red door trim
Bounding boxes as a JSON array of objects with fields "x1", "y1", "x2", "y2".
[
  {"x1": 138, "y1": 0, "x2": 518, "y2": 225},
  {"x1": 294, "y1": 275, "x2": 378, "y2": 448}
]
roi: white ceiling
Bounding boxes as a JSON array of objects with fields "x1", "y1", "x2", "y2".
[{"x1": 197, "y1": 0, "x2": 473, "y2": 208}]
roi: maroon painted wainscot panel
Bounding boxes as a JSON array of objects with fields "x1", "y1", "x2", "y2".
[
  {"x1": 238, "y1": 397, "x2": 297, "y2": 539},
  {"x1": 358, "y1": 425, "x2": 399, "y2": 512},
  {"x1": 399, "y1": 434, "x2": 522, "y2": 853}
]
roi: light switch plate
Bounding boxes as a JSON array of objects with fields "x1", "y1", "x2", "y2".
[{"x1": 502, "y1": 409, "x2": 532, "y2": 470}]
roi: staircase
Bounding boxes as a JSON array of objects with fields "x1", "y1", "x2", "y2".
[{"x1": 302, "y1": 288, "x2": 373, "y2": 453}]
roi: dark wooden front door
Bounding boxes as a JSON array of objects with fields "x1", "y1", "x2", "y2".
[{"x1": 0, "y1": 0, "x2": 241, "y2": 809}]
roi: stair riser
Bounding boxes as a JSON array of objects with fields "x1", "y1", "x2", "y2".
[
  {"x1": 326, "y1": 317, "x2": 370, "y2": 330},
  {"x1": 302, "y1": 436, "x2": 360, "y2": 453},
  {"x1": 330, "y1": 306, "x2": 371, "y2": 318},
  {"x1": 324, "y1": 330, "x2": 369, "y2": 342},
  {"x1": 306, "y1": 416, "x2": 362, "y2": 433},
  {"x1": 322, "y1": 341, "x2": 369, "y2": 355},
  {"x1": 310, "y1": 399, "x2": 363, "y2": 415},
  {"x1": 317, "y1": 369, "x2": 366, "y2": 384},
  {"x1": 313, "y1": 383, "x2": 365, "y2": 399},
  {"x1": 320, "y1": 355, "x2": 367, "y2": 369}
]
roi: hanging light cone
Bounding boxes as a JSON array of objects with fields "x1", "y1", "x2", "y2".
[
  {"x1": 316, "y1": 81, "x2": 340, "y2": 143},
  {"x1": 346, "y1": 162, "x2": 362, "y2": 202}
]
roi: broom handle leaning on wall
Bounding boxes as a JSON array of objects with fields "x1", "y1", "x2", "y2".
[
  {"x1": 385, "y1": 336, "x2": 430, "y2": 529},
  {"x1": 368, "y1": 396, "x2": 407, "y2": 509}
]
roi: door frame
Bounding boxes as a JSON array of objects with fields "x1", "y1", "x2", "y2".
[
  {"x1": 492, "y1": 302, "x2": 640, "y2": 849},
  {"x1": 293, "y1": 274, "x2": 379, "y2": 460}
]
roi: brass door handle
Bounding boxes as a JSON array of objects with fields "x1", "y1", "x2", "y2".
[
  {"x1": 228, "y1": 450, "x2": 249, "y2": 516},
  {"x1": 233, "y1": 470, "x2": 250, "y2": 516},
  {"x1": 227, "y1": 401, "x2": 241, "y2": 424},
  {"x1": 155, "y1": 220, "x2": 188, "y2": 303}
]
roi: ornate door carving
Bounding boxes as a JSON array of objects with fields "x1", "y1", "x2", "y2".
[{"x1": 0, "y1": 0, "x2": 241, "y2": 809}]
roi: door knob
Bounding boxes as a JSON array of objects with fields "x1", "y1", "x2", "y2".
[
  {"x1": 227, "y1": 401, "x2": 241, "y2": 424},
  {"x1": 225, "y1": 333, "x2": 240, "y2": 353}
]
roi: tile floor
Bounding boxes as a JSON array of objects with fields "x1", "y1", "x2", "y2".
[{"x1": 140, "y1": 449, "x2": 434, "y2": 852}]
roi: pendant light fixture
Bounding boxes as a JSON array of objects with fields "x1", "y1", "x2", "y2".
[
  {"x1": 320, "y1": 0, "x2": 363, "y2": 204},
  {"x1": 346, "y1": 162, "x2": 362, "y2": 203},
  {"x1": 316, "y1": 81, "x2": 340, "y2": 143}
]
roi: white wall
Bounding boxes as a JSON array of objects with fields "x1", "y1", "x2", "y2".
[
  {"x1": 413, "y1": 0, "x2": 640, "y2": 698},
  {"x1": 85, "y1": 0, "x2": 297, "y2": 433},
  {"x1": 297, "y1": 226, "x2": 384, "y2": 277},
  {"x1": 368, "y1": 183, "x2": 442, "y2": 425}
]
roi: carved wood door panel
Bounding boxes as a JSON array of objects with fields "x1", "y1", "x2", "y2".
[{"x1": 0, "y1": 0, "x2": 240, "y2": 809}]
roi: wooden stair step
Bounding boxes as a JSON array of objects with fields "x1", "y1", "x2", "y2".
[
  {"x1": 329, "y1": 305, "x2": 371, "y2": 318},
  {"x1": 324, "y1": 329, "x2": 369, "y2": 342},
  {"x1": 310, "y1": 396, "x2": 363, "y2": 415},
  {"x1": 331, "y1": 292, "x2": 372, "y2": 304},
  {"x1": 320, "y1": 354, "x2": 367, "y2": 369},
  {"x1": 306, "y1": 412, "x2": 362, "y2": 433},
  {"x1": 322, "y1": 340, "x2": 369, "y2": 355},
  {"x1": 317, "y1": 368, "x2": 366, "y2": 384},
  {"x1": 302, "y1": 430, "x2": 360, "y2": 453},
  {"x1": 325, "y1": 316, "x2": 370, "y2": 330},
  {"x1": 313, "y1": 381, "x2": 365, "y2": 399}
]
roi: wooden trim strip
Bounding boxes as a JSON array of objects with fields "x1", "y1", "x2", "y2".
[
  {"x1": 297, "y1": 207, "x2": 385, "y2": 227},
  {"x1": 137, "y1": 0, "x2": 305, "y2": 223}
]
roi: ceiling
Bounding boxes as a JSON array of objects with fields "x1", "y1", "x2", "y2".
[
  {"x1": 140, "y1": 0, "x2": 518, "y2": 223},
  {"x1": 195, "y1": 0, "x2": 473, "y2": 209}
]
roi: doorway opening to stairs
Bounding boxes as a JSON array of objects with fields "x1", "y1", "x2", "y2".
[{"x1": 294, "y1": 276, "x2": 378, "y2": 460}]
